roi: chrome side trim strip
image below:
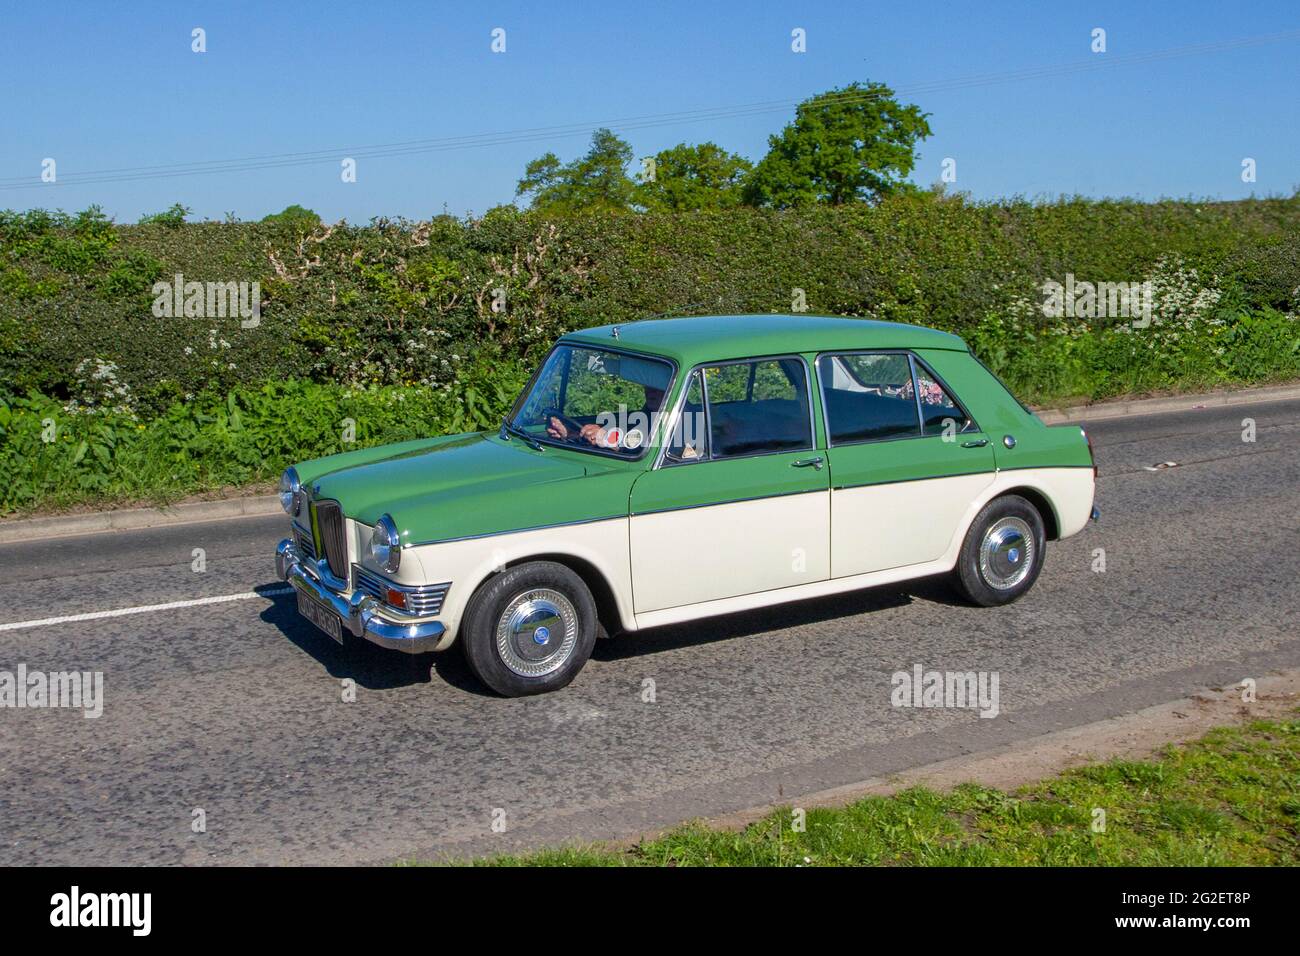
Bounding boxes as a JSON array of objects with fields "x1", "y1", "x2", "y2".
[
  {"x1": 996, "y1": 464, "x2": 1096, "y2": 473},
  {"x1": 829, "y1": 463, "x2": 1090, "y2": 492},
  {"x1": 631, "y1": 487, "x2": 826, "y2": 518},
  {"x1": 830, "y1": 471, "x2": 995, "y2": 492},
  {"x1": 405, "y1": 513, "x2": 625, "y2": 549}
]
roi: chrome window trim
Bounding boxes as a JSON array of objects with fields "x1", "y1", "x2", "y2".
[
  {"x1": 908, "y1": 353, "x2": 927, "y2": 436},
  {"x1": 657, "y1": 368, "x2": 709, "y2": 468},
  {"x1": 814, "y1": 348, "x2": 981, "y2": 450},
  {"x1": 653, "y1": 353, "x2": 817, "y2": 469},
  {"x1": 504, "y1": 341, "x2": 679, "y2": 463}
]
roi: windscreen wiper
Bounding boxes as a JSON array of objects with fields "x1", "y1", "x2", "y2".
[{"x1": 501, "y1": 421, "x2": 544, "y2": 451}]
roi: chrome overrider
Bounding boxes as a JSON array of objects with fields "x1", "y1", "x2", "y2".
[{"x1": 275, "y1": 538, "x2": 445, "y2": 653}]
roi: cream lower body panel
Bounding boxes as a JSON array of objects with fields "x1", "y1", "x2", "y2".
[
  {"x1": 633, "y1": 466, "x2": 1094, "y2": 631},
  {"x1": 628, "y1": 491, "x2": 831, "y2": 613},
  {"x1": 832, "y1": 472, "x2": 996, "y2": 576}
]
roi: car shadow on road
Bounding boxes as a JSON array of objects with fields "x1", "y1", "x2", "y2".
[
  {"x1": 259, "y1": 573, "x2": 969, "y2": 693},
  {"x1": 258, "y1": 586, "x2": 492, "y2": 695},
  {"x1": 592, "y1": 573, "x2": 965, "y2": 663}
]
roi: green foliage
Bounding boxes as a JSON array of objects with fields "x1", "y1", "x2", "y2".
[
  {"x1": 4, "y1": 205, "x2": 120, "y2": 274},
  {"x1": 137, "y1": 203, "x2": 191, "y2": 228},
  {"x1": 968, "y1": 305, "x2": 1300, "y2": 405},
  {"x1": 744, "y1": 82, "x2": 933, "y2": 207},
  {"x1": 516, "y1": 128, "x2": 638, "y2": 214},
  {"x1": 261, "y1": 204, "x2": 323, "y2": 232},
  {"x1": 98, "y1": 249, "x2": 164, "y2": 300},
  {"x1": 0, "y1": 354, "x2": 526, "y2": 513},
  {"x1": 637, "y1": 142, "x2": 753, "y2": 211}
]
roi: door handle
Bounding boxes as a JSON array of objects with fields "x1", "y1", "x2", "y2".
[
  {"x1": 961, "y1": 439, "x2": 989, "y2": 448},
  {"x1": 792, "y1": 456, "x2": 825, "y2": 470}
]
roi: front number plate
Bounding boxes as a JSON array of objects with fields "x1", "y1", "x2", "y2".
[{"x1": 296, "y1": 589, "x2": 344, "y2": 644}]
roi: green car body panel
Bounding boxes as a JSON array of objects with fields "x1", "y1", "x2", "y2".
[{"x1": 297, "y1": 432, "x2": 637, "y2": 544}]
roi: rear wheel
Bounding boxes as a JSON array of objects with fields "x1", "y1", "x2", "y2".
[
  {"x1": 461, "y1": 561, "x2": 598, "y2": 696},
  {"x1": 953, "y1": 495, "x2": 1046, "y2": 607}
]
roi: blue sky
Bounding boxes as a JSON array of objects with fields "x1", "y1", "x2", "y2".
[{"x1": 2, "y1": 1, "x2": 1297, "y2": 222}]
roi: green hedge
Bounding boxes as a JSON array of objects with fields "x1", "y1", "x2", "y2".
[
  {"x1": 3, "y1": 196, "x2": 1298, "y2": 415},
  {"x1": 0, "y1": 366, "x2": 523, "y2": 512},
  {"x1": 2, "y1": 196, "x2": 1299, "y2": 512}
]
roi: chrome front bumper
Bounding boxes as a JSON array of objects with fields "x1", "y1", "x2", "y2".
[{"x1": 276, "y1": 538, "x2": 445, "y2": 654}]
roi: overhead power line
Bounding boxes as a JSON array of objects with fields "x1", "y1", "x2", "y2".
[{"x1": 3, "y1": 28, "x2": 1297, "y2": 192}]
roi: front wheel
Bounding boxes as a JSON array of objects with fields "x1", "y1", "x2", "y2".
[
  {"x1": 952, "y1": 495, "x2": 1046, "y2": 607},
  {"x1": 461, "y1": 561, "x2": 598, "y2": 696}
]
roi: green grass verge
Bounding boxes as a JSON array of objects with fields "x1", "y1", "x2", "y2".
[{"x1": 464, "y1": 717, "x2": 1299, "y2": 866}]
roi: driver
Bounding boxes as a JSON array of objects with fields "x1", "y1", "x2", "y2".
[{"x1": 547, "y1": 385, "x2": 665, "y2": 446}]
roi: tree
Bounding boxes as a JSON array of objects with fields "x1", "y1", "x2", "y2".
[
  {"x1": 261, "y1": 204, "x2": 322, "y2": 230},
  {"x1": 743, "y1": 82, "x2": 932, "y2": 208},
  {"x1": 516, "y1": 128, "x2": 637, "y2": 214},
  {"x1": 636, "y1": 142, "x2": 754, "y2": 211}
]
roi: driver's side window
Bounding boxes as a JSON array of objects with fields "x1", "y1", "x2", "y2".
[{"x1": 664, "y1": 371, "x2": 708, "y2": 463}]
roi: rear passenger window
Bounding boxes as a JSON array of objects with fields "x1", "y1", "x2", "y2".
[
  {"x1": 703, "y1": 358, "x2": 812, "y2": 458},
  {"x1": 914, "y1": 364, "x2": 973, "y2": 436},
  {"x1": 817, "y1": 353, "x2": 920, "y2": 443}
]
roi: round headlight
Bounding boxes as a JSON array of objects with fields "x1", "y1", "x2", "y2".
[
  {"x1": 278, "y1": 467, "x2": 301, "y2": 516},
  {"x1": 368, "y1": 514, "x2": 401, "y2": 574}
]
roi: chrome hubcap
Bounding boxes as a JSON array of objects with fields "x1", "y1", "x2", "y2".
[
  {"x1": 495, "y1": 588, "x2": 578, "y2": 678},
  {"x1": 979, "y1": 517, "x2": 1035, "y2": 590}
]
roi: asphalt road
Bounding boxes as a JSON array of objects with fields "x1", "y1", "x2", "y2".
[{"x1": 1, "y1": 399, "x2": 1297, "y2": 865}]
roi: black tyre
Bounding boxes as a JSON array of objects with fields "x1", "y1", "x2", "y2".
[
  {"x1": 952, "y1": 494, "x2": 1047, "y2": 607},
  {"x1": 460, "y1": 561, "x2": 598, "y2": 697}
]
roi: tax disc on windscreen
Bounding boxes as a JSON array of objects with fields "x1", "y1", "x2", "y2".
[
  {"x1": 604, "y1": 428, "x2": 622, "y2": 447},
  {"x1": 623, "y1": 428, "x2": 644, "y2": 450}
]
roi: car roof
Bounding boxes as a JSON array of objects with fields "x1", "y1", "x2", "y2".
[{"x1": 560, "y1": 314, "x2": 969, "y2": 367}]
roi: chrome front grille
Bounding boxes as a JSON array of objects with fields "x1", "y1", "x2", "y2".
[
  {"x1": 312, "y1": 499, "x2": 348, "y2": 580},
  {"x1": 293, "y1": 525, "x2": 316, "y2": 562},
  {"x1": 353, "y1": 565, "x2": 450, "y2": 616}
]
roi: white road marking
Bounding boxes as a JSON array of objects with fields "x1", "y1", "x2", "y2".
[{"x1": 0, "y1": 586, "x2": 295, "y2": 632}]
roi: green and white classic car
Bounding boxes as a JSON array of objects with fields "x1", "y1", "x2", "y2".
[{"x1": 275, "y1": 315, "x2": 1098, "y2": 696}]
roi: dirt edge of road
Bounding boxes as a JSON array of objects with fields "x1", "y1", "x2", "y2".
[{"x1": 689, "y1": 669, "x2": 1300, "y2": 838}]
